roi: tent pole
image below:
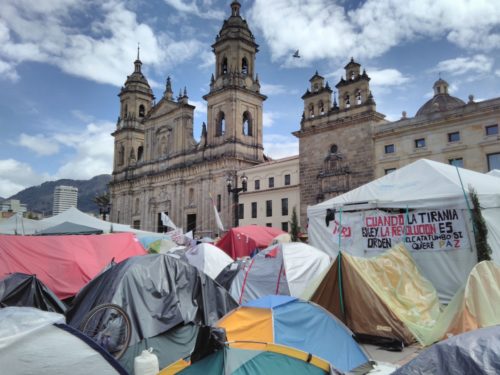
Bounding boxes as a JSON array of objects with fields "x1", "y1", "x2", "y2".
[{"x1": 338, "y1": 207, "x2": 345, "y2": 317}]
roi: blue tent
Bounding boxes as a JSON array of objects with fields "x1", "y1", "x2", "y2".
[{"x1": 218, "y1": 295, "x2": 372, "y2": 373}]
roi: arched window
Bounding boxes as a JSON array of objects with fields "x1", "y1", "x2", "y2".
[
  {"x1": 241, "y1": 57, "x2": 248, "y2": 75},
  {"x1": 242, "y1": 111, "x2": 252, "y2": 136},
  {"x1": 123, "y1": 104, "x2": 128, "y2": 118},
  {"x1": 139, "y1": 104, "x2": 145, "y2": 118},
  {"x1": 330, "y1": 144, "x2": 338, "y2": 154},
  {"x1": 216, "y1": 111, "x2": 225, "y2": 136},
  {"x1": 356, "y1": 91, "x2": 362, "y2": 105},
  {"x1": 345, "y1": 94, "x2": 350, "y2": 108},
  {"x1": 350, "y1": 71, "x2": 355, "y2": 80},
  {"x1": 137, "y1": 145, "x2": 144, "y2": 161},
  {"x1": 309, "y1": 103, "x2": 314, "y2": 118},
  {"x1": 319, "y1": 101, "x2": 325, "y2": 115},
  {"x1": 222, "y1": 57, "x2": 228, "y2": 75},
  {"x1": 118, "y1": 144, "x2": 125, "y2": 165}
]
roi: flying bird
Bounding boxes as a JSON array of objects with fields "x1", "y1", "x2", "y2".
[{"x1": 293, "y1": 50, "x2": 300, "y2": 58}]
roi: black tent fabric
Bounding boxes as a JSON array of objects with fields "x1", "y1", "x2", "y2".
[
  {"x1": 0, "y1": 273, "x2": 66, "y2": 313},
  {"x1": 215, "y1": 259, "x2": 247, "y2": 290},
  {"x1": 66, "y1": 254, "x2": 238, "y2": 346},
  {"x1": 393, "y1": 326, "x2": 500, "y2": 375},
  {"x1": 37, "y1": 221, "x2": 103, "y2": 235}
]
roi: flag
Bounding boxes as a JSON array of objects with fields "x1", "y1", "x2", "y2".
[
  {"x1": 209, "y1": 193, "x2": 224, "y2": 232},
  {"x1": 161, "y1": 212, "x2": 177, "y2": 229}
]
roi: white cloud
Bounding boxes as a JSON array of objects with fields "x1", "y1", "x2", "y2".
[
  {"x1": 496, "y1": 70, "x2": 500, "y2": 78},
  {"x1": 261, "y1": 83, "x2": 298, "y2": 96},
  {"x1": 0, "y1": 59, "x2": 19, "y2": 81},
  {"x1": 368, "y1": 68, "x2": 411, "y2": 87},
  {"x1": 0, "y1": 159, "x2": 48, "y2": 198},
  {"x1": 0, "y1": 0, "x2": 205, "y2": 86},
  {"x1": 17, "y1": 133, "x2": 60, "y2": 156},
  {"x1": 249, "y1": 0, "x2": 500, "y2": 64},
  {"x1": 163, "y1": 0, "x2": 224, "y2": 20},
  {"x1": 52, "y1": 122, "x2": 115, "y2": 179},
  {"x1": 263, "y1": 111, "x2": 279, "y2": 128},
  {"x1": 189, "y1": 100, "x2": 207, "y2": 115},
  {"x1": 432, "y1": 55, "x2": 493, "y2": 76},
  {"x1": 263, "y1": 134, "x2": 298, "y2": 159}
]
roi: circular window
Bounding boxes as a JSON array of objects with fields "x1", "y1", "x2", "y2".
[{"x1": 330, "y1": 144, "x2": 338, "y2": 154}]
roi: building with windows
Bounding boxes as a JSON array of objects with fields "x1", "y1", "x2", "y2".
[
  {"x1": 0, "y1": 199, "x2": 27, "y2": 218},
  {"x1": 237, "y1": 156, "x2": 300, "y2": 230},
  {"x1": 52, "y1": 185, "x2": 78, "y2": 215},
  {"x1": 294, "y1": 62, "x2": 500, "y2": 224},
  {"x1": 109, "y1": 2, "x2": 267, "y2": 236},
  {"x1": 374, "y1": 79, "x2": 500, "y2": 177}
]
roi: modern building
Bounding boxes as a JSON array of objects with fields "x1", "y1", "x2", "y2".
[
  {"x1": 52, "y1": 185, "x2": 78, "y2": 215},
  {"x1": 237, "y1": 155, "x2": 300, "y2": 231},
  {"x1": 109, "y1": 1, "x2": 266, "y2": 236}
]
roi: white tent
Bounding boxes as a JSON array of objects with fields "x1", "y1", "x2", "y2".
[
  {"x1": 184, "y1": 243, "x2": 234, "y2": 279},
  {"x1": 308, "y1": 159, "x2": 500, "y2": 302},
  {"x1": 0, "y1": 214, "x2": 44, "y2": 235},
  {"x1": 228, "y1": 242, "x2": 332, "y2": 304},
  {"x1": 487, "y1": 169, "x2": 500, "y2": 178},
  {"x1": 0, "y1": 307, "x2": 127, "y2": 374}
]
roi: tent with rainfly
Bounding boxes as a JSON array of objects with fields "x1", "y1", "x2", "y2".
[
  {"x1": 66, "y1": 253, "x2": 238, "y2": 374},
  {"x1": 308, "y1": 159, "x2": 500, "y2": 302},
  {"x1": 0, "y1": 273, "x2": 66, "y2": 314},
  {"x1": 309, "y1": 244, "x2": 442, "y2": 346},
  {"x1": 216, "y1": 295, "x2": 372, "y2": 374},
  {"x1": 183, "y1": 243, "x2": 234, "y2": 279},
  {"x1": 161, "y1": 342, "x2": 333, "y2": 375},
  {"x1": 0, "y1": 307, "x2": 127, "y2": 375},
  {"x1": 227, "y1": 242, "x2": 332, "y2": 304},
  {"x1": 216, "y1": 225, "x2": 287, "y2": 259}
]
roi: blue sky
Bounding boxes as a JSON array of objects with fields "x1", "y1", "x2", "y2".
[{"x1": 1, "y1": 0, "x2": 500, "y2": 198}]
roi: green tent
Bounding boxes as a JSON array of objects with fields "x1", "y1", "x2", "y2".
[{"x1": 161, "y1": 342, "x2": 332, "y2": 375}]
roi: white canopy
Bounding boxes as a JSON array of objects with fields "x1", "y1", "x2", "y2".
[
  {"x1": 487, "y1": 169, "x2": 500, "y2": 178},
  {"x1": 308, "y1": 159, "x2": 500, "y2": 302}
]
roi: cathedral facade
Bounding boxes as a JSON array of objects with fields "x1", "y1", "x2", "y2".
[{"x1": 109, "y1": 1, "x2": 265, "y2": 236}]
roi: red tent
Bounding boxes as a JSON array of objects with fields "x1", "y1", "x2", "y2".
[
  {"x1": 0, "y1": 233, "x2": 146, "y2": 299},
  {"x1": 216, "y1": 225, "x2": 286, "y2": 259}
]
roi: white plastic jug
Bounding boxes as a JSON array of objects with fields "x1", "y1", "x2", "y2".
[{"x1": 134, "y1": 348, "x2": 159, "y2": 375}]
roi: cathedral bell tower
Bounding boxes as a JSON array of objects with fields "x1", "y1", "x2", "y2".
[
  {"x1": 112, "y1": 47, "x2": 154, "y2": 172},
  {"x1": 203, "y1": 1, "x2": 266, "y2": 162}
]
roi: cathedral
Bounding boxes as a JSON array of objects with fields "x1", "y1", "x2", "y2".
[{"x1": 109, "y1": 1, "x2": 265, "y2": 235}]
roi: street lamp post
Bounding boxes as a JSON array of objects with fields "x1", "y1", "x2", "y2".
[
  {"x1": 226, "y1": 173, "x2": 248, "y2": 228},
  {"x1": 99, "y1": 204, "x2": 111, "y2": 221}
]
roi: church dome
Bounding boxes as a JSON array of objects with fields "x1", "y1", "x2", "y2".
[
  {"x1": 121, "y1": 49, "x2": 153, "y2": 96},
  {"x1": 416, "y1": 78, "x2": 465, "y2": 116}
]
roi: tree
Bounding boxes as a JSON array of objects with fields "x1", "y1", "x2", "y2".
[
  {"x1": 289, "y1": 206, "x2": 301, "y2": 242},
  {"x1": 469, "y1": 187, "x2": 492, "y2": 262}
]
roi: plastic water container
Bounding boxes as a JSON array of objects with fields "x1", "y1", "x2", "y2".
[{"x1": 134, "y1": 348, "x2": 159, "y2": 375}]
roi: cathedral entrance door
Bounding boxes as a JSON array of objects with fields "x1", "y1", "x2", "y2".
[{"x1": 187, "y1": 214, "x2": 197, "y2": 235}]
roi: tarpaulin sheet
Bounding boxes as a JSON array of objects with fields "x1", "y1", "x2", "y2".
[
  {"x1": 216, "y1": 226, "x2": 286, "y2": 259},
  {"x1": 0, "y1": 273, "x2": 66, "y2": 313},
  {"x1": 66, "y1": 254, "x2": 238, "y2": 346},
  {"x1": 0, "y1": 233, "x2": 147, "y2": 300},
  {"x1": 393, "y1": 326, "x2": 500, "y2": 375}
]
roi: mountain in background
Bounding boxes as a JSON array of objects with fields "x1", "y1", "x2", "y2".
[{"x1": 7, "y1": 175, "x2": 112, "y2": 215}]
